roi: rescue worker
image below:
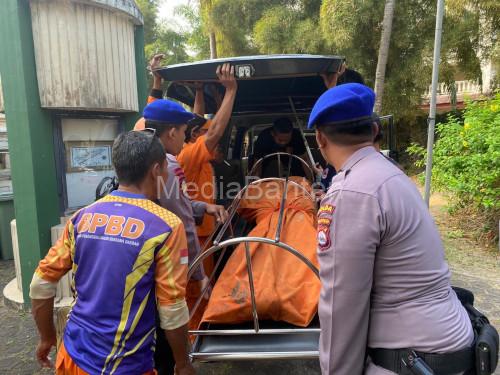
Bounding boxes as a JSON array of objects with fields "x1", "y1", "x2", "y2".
[
  {"x1": 308, "y1": 83, "x2": 474, "y2": 375},
  {"x1": 251, "y1": 118, "x2": 312, "y2": 178},
  {"x1": 177, "y1": 63, "x2": 238, "y2": 274},
  {"x1": 135, "y1": 54, "x2": 229, "y2": 283},
  {"x1": 30, "y1": 131, "x2": 195, "y2": 375},
  {"x1": 136, "y1": 57, "x2": 232, "y2": 373},
  {"x1": 141, "y1": 97, "x2": 229, "y2": 375}
]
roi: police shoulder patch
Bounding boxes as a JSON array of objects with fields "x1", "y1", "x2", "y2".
[
  {"x1": 318, "y1": 204, "x2": 335, "y2": 217},
  {"x1": 317, "y1": 203, "x2": 334, "y2": 251},
  {"x1": 317, "y1": 227, "x2": 331, "y2": 251}
]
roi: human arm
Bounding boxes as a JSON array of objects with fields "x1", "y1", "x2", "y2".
[
  {"x1": 291, "y1": 130, "x2": 313, "y2": 179},
  {"x1": 317, "y1": 191, "x2": 380, "y2": 374},
  {"x1": 155, "y1": 222, "x2": 194, "y2": 373},
  {"x1": 321, "y1": 62, "x2": 346, "y2": 89},
  {"x1": 204, "y1": 64, "x2": 237, "y2": 152},
  {"x1": 205, "y1": 203, "x2": 228, "y2": 225},
  {"x1": 30, "y1": 220, "x2": 75, "y2": 367},
  {"x1": 298, "y1": 152, "x2": 314, "y2": 180},
  {"x1": 193, "y1": 82, "x2": 205, "y2": 116},
  {"x1": 165, "y1": 325, "x2": 195, "y2": 375},
  {"x1": 145, "y1": 53, "x2": 165, "y2": 104},
  {"x1": 31, "y1": 298, "x2": 57, "y2": 368},
  {"x1": 191, "y1": 200, "x2": 207, "y2": 226},
  {"x1": 150, "y1": 53, "x2": 164, "y2": 91}
]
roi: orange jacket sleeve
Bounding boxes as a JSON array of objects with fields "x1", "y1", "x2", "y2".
[
  {"x1": 155, "y1": 222, "x2": 189, "y2": 307},
  {"x1": 35, "y1": 220, "x2": 75, "y2": 283}
]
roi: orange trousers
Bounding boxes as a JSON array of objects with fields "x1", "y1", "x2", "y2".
[{"x1": 56, "y1": 342, "x2": 156, "y2": 375}]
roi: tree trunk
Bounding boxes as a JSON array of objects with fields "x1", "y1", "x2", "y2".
[
  {"x1": 374, "y1": 0, "x2": 395, "y2": 113},
  {"x1": 209, "y1": 31, "x2": 217, "y2": 59}
]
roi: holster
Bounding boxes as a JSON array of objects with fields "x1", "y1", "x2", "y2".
[
  {"x1": 452, "y1": 286, "x2": 499, "y2": 375},
  {"x1": 369, "y1": 287, "x2": 499, "y2": 375}
]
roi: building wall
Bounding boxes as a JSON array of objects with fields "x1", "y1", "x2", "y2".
[
  {"x1": 0, "y1": 76, "x2": 4, "y2": 112},
  {"x1": 30, "y1": 0, "x2": 139, "y2": 112}
]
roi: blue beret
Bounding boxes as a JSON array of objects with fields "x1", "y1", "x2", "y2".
[
  {"x1": 143, "y1": 99, "x2": 201, "y2": 125},
  {"x1": 307, "y1": 83, "x2": 376, "y2": 129}
]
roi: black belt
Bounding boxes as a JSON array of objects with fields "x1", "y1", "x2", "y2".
[{"x1": 368, "y1": 347, "x2": 474, "y2": 375}]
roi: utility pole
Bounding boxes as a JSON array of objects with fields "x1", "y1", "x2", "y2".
[{"x1": 424, "y1": 0, "x2": 445, "y2": 206}]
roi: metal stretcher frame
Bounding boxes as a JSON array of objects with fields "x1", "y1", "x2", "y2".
[
  {"x1": 248, "y1": 152, "x2": 315, "y2": 182},
  {"x1": 187, "y1": 154, "x2": 321, "y2": 362}
]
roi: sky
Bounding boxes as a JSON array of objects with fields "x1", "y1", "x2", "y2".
[{"x1": 158, "y1": 0, "x2": 191, "y2": 29}]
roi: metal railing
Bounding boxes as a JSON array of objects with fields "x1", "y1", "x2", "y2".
[
  {"x1": 187, "y1": 154, "x2": 320, "y2": 361},
  {"x1": 423, "y1": 80, "x2": 481, "y2": 98}
]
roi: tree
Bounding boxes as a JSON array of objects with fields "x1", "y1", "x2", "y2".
[
  {"x1": 253, "y1": 1, "x2": 326, "y2": 55},
  {"x1": 136, "y1": 0, "x2": 189, "y2": 65},
  {"x1": 199, "y1": 0, "x2": 218, "y2": 58},
  {"x1": 374, "y1": 0, "x2": 395, "y2": 113},
  {"x1": 176, "y1": 4, "x2": 211, "y2": 60},
  {"x1": 135, "y1": 0, "x2": 159, "y2": 47}
]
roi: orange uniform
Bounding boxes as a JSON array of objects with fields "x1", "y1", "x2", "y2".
[{"x1": 177, "y1": 127, "x2": 216, "y2": 238}]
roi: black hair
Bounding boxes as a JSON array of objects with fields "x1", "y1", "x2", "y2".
[
  {"x1": 373, "y1": 116, "x2": 383, "y2": 143},
  {"x1": 337, "y1": 69, "x2": 365, "y2": 85},
  {"x1": 272, "y1": 117, "x2": 293, "y2": 134},
  {"x1": 144, "y1": 120, "x2": 178, "y2": 138},
  {"x1": 317, "y1": 118, "x2": 375, "y2": 146},
  {"x1": 185, "y1": 123, "x2": 202, "y2": 143},
  {"x1": 112, "y1": 131, "x2": 166, "y2": 185}
]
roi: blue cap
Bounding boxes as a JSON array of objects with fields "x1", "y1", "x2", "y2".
[
  {"x1": 143, "y1": 99, "x2": 205, "y2": 126},
  {"x1": 307, "y1": 83, "x2": 375, "y2": 129}
]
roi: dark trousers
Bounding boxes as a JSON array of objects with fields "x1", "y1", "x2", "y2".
[{"x1": 154, "y1": 318, "x2": 175, "y2": 375}]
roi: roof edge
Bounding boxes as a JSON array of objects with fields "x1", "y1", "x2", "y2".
[{"x1": 76, "y1": 0, "x2": 143, "y2": 25}]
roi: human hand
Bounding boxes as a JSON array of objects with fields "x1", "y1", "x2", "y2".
[
  {"x1": 321, "y1": 62, "x2": 346, "y2": 89},
  {"x1": 216, "y1": 63, "x2": 237, "y2": 92},
  {"x1": 205, "y1": 204, "x2": 228, "y2": 224},
  {"x1": 313, "y1": 162, "x2": 324, "y2": 176},
  {"x1": 314, "y1": 189, "x2": 326, "y2": 203},
  {"x1": 175, "y1": 363, "x2": 196, "y2": 375},
  {"x1": 149, "y1": 53, "x2": 165, "y2": 77},
  {"x1": 35, "y1": 337, "x2": 56, "y2": 368}
]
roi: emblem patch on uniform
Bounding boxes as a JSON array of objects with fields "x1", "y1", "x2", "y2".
[
  {"x1": 317, "y1": 228, "x2": 331, "y2": 251},
  {"x1": 180, "y1": 248, "x2": 189, "y2": 265},
  {"x1": 317, "y1": 217, "x2": 332, "y2": 227},
  {"x1": 318, "y1": 204, "x2": 335, "y2": 217}
]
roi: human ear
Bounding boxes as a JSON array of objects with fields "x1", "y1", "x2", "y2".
[
  {"x1": 168, "y1": 127, "x2": 177, "y2": 139},
  {"x1": 316, "y1": 130, "x2": 327, "y2": 149}
]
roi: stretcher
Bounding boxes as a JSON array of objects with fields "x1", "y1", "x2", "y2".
[{"x1": 187, "y1": 153, "x2": 321, "y2": 362}]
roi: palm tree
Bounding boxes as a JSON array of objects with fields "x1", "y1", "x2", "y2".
[
  {"x1": 374, "y1": 0, "x2": 395, "y2": 113},
  {"x1": 199, "y1": 0, "x2": 217, "y2": 59}
]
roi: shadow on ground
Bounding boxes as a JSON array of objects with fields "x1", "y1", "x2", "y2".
[{"x1": 0, "y1": 189, "x2": 498, "y2": 374}]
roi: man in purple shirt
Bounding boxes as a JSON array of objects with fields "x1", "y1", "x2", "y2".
[{"x1": 308, "y1": 83, "x2": 474, "y2": 375}]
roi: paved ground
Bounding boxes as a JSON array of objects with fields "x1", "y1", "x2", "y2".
[{"x1": 0, "y1": 192, "x2": 498, "y2": 374}]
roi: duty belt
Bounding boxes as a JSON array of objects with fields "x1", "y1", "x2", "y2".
[{"x1": 368, "y1": 347, "x2": 474, "y2": 375}]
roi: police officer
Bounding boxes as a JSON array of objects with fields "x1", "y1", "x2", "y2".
[{"x1": 308, "y1": 83, "x2": 474, "y2": 375}]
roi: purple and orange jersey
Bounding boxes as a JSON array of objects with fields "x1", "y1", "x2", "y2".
[{"x1": 35, "y1": 190, "x2": 188, "y2": 375}]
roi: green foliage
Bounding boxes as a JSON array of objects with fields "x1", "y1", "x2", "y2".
[
  {"x1": 175, "y1": 4, "x2": 210, "y2": 60},
  {"x1": 135, "y1": 0, "x2": 159, "y2": 46},
  {"x1": 254, "y1": 6, "x2": 299, "y2": 54},
  {"x1": 144, "y1": 26, "x2": 189, "y2": 65},
  {"x1": 136, "y1": 0, "x2": 190, "y2": 64},
  {"x1": 253, "y1": 2, "x2": 327, "y2": 55},
  {"x1": 319, "y1": 0, "x2": 498, "y2": 118},
  {"x1": 408, "y1": 95, "x2": 500, "y2": 237}
]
